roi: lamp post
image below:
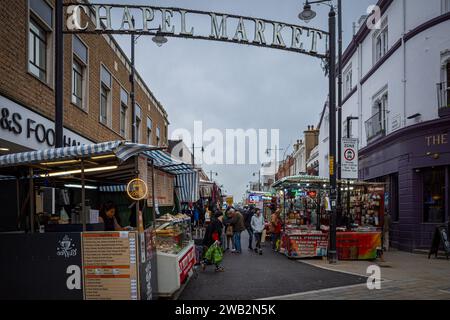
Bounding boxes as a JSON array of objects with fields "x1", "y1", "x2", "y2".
[
  {"x1": 191, "y1": 144, "x2": 204, "y2": 167},
  {"x1": 266, "y1": 146, "x2": 284, "y2": 182},
  {"x1": 299, "y1": 0, "x2": 338, "y2": 264},
  {"x1": 130, "y1": 17, "x2": 167, "y2": 143},
  {"x1": 208, "y1": 171, "x2": 218, "y2": 181},
  {"x1": 253, "y1": 170, "x2": 262, "y2": 191}
]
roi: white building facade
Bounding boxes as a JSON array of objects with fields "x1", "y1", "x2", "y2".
[{"x1": 338, "y1": 0, "x2": 450, "y2": 251}]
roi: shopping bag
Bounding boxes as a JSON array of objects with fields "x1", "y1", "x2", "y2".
[
  {"x1": 205, "y1": 245, "x2": 215, "y2": 262},
  {"x1": 212, "y1": 245, "x2": 223, "y2": 264},
  {"x1": 261, "y1": 229, "x2": 267, "y2": 243}
]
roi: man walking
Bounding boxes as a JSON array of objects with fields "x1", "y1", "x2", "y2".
[
  {"x1": 251, "y1": 208, "x2": 265, "y2": 255},
  {"x1": 270, "y1": 209, "x2": 282, "y2": 251},
  {"x1": 228, "y1": 208, "x2": 245, "y2": 254},
  {"x1": 243, "y1": 206, "x2": 255, "y2": 251}
]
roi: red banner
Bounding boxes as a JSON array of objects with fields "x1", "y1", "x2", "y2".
[
  {"x1": 178, "y1": 246, "x2": 196, "y2": 284},
  {"x1": 337, "y1": 232, "x2": 382, "y2": 260}
]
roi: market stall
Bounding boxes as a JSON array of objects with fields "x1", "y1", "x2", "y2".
[
  {"x1": 272, "y1": 175, "x2": 385, "y2": 260},
  {"x1": 0, "y1": 141, "x2": 197, "y2": 300}
]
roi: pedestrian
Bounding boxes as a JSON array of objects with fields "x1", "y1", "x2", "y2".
[
  {"x1": 243, "y1": 206, "x2": 255, "y2": 251},
  {"x1": 383, "y1": 212, "x2": 391, "y2": 252},
  {"x1": 193, "y1": 204, "x2": 200, "y2": 227},
  {"x1": 223, "y1": 208, "x2": 234, "y2": 252},
  {"x1": 201, "y1": 211, "x2": 225, "y2": 272},
  {"x1": 251, "y1": 208, "x2": 265, "y2": 255},
  {"x1": 228, "y1": 208, "x2": 245, "y2": 253},
  {"x1": 270, "y1": 209, "x2": 282, "y2": 251}
]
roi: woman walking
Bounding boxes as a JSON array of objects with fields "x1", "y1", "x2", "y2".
[
  {"x1": 201, "y1": 211, "x2": 225, "y2": 272},
  {"x1": 251, "y1": 208, "x2": 265, "y2": 255}
]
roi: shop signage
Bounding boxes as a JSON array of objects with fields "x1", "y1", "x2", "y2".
[
  {"x1": 147, "y1": 169, "x2": 174, "y2": 207},
  {"x1": 127, "y1": 178, "x2": 148, "y2": 201},
  {"x1": 425, "y1": 134, "x2": 448, "y2": 147},
  {"x1": 0, "y1": 95, "x2": 93, "y2": 150},
  {"x1": 178, "y1": 246, "x2": 196, "y2": 284},
  {"x1": 82, "y1": 232, "x2": 140, "y2": 300},
  {"x1": 337, "y1": 232, "x2": 381, "y2": 260},
  {"x1": 0, "y1": 233, "x2": 83, "y2": 300},
  {"x1": 64, "y1": 4, "x2": 329, "y2": 59},
  {"x1": 341, "y1": 138, "x2": 359, "y2": 180},
  {"x1": 285, "y1": 233, "x2": 328, "y2": 258}
]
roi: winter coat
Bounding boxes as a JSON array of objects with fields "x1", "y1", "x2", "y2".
[
  {"x1": 229, "y1": 212, "x2": 246, "y2": 232},
  {"x1": 251, "y1": 214, "x2": 265, "y2": 233}
]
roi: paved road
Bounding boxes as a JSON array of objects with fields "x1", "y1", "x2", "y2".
[{"x1": 179, "y1": 232, "x2": 366, "y2": 300}]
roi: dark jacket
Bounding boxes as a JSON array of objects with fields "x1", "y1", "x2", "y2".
[
  {"x1": 243, "y1": 209, "x2": 254, "y2": 228},
  {"x1": 229, "y1": 212, "x2": 246, "y2": 232},
  {"x1": 202, "y1": 218, "x2": 223, "y2": 247}
]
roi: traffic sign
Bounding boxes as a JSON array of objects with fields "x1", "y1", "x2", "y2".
[{"x1": 341, "y1": 138, "x2": 358, "y2": 179}]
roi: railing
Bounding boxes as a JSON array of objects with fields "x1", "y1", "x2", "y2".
[
  {"x1": 365, "y1": 111, "x2": 385, "y2": 142},
  {"x1": 437, "y1": 82, "x2": 450, "y2": 116}
]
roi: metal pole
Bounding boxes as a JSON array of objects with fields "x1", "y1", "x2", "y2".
[
  {"x1": 192, "y1": 143, "x2": 195, "y2": 166},
  {"x1": 55, "y1": 0, "x2": 64, "y2": 148},
  {"x1": 346, "y1": 118, "x2": 351, "y2": 228},
  {"x1": 152, "y1": 158, "x2": 156, "y2": 220},
  {"x1": 337, "y1": 0, "x2": 343, "y2": 220},
  {"x1": 81, "y1": 159, "x2": 86, "y2": 231},
  {"x1": 29, "y1": 168, "x2": 34, "y2": 233},
  {"x1": 130, "y1": 18, "x2": 137, "y2": 143},
  {"x1": 328, "y1": 7, "x2": 338, "y2": 264},
  {"x1": 135, "y1": 156, "x2": 140, "y2": 229}
]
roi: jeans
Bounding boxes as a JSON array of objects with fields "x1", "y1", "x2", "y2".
[
  {"x1": 246, "y1": 227, "x2": 254, "y2": 249},
  {"x1": 233, "y1": 231, "x2": 242, "y2": 253},
  {"x1": 271, "y1": 233, "x2": 281, "y2": 250},
  {"x1": 254, "y1": 232, "x2": 262, "y2": 251}
]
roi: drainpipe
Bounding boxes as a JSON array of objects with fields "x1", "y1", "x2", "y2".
[{"x1": 402, "y1": 0, "x2": 407, "y2": 127}]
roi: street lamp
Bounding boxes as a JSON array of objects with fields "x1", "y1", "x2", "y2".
[
  {"x1": 208, "y1": 171, "x2": 219, "y2": 181},
  {"x1": 266, "y1": 146, "x2": 284, "y2": 181},
  {"x1": 253, "y1": 170, "x2": 262, "y2": 191},
  {"x1": 131, "y1": 19, "x2": 168, "y2": 143},
  {"x1": 299, "y1": 0, "x2": 339, "y2": 264},
  {"x1": 192, "y1": 144, "x2": 205, "y2": 167}
]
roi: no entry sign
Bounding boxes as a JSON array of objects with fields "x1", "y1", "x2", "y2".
[{"x1": 341, "y1": 138, "x2": 358, "y2": 179}]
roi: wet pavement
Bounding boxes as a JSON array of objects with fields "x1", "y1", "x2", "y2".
[{"x1": 179, "y1": 232, "x2": 367, "y2": 300}]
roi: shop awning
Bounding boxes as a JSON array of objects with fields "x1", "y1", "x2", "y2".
[
  {"x1": 175, "y1": 172, "x2": 199, "y2": 203},
  {"x1": 0, "y1": 141, "x2": 155, "y2": 167},
  {"x1": 144, "y1": 150, "x2": 195, "y2": 175}
]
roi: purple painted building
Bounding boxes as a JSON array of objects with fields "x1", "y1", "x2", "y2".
[{"x1": 359, "y1": 118, "x2": 450, "y2": 251}]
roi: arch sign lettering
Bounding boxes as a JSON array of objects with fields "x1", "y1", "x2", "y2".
[{"x1": 64, "y1": 3, "x2": 329, "y2": 59}]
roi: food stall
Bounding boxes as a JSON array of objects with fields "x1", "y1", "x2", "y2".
[
  {"x1": 0, "y1": 141, "x2": 197, "y2": 300},
  {"x1": 154, "y1": 213, "x2": 195, "y2": 298},
  {"x1": 272, "y1": 175, "x2": 385, "y2": 260}
]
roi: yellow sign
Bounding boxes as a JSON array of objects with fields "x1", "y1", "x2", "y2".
[
  {"x1": 127, "y1": 178, "x2": 148, "y2": 201},
  {"x1": 329, "y1": 156, "x2": 335, "y2": 176},
  {"x1": 226, "y1": 196, "x2": 234, "y2": 206}
]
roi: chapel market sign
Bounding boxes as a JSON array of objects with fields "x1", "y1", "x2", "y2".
[{"x1": 64, "y1": 3, "x2": 329, "y2": 59}]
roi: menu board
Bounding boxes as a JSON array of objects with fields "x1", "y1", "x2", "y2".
[
  {"x1": 147, "y1": 169, "x2": 174, "y2": 207},
  {"x1": 286, "y1": 233, "x2": 328, "y2": 258},
  {"x1": 82, "y1": 232, "x2": 139, "y2": 300}
]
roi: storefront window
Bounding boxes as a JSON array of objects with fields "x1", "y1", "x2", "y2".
[
  {"x1": 423, "y1": 167, "x2": 446, "y2": 223},
  {"x1": 29, "y1": 19, "x2": 47, "y2": 81}
]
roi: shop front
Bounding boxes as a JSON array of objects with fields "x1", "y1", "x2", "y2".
[
  {"x1": 0, "y1": 141, "x2": 197, "y2": 300},
  {"x1": 359, "y1": 117, "x2": 450, "y2": 252}
]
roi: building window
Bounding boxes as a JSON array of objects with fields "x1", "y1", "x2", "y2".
[
  {"x1": 100, "y1": 65, "x2": 111, "y2": 125},
  {"x1": 423, "y1": 167, "x2": 446, "y2": 223},
  {"x1": 366, "y1": 90, "x2": 388, "y2": 141},
  {"x1": 373, "y1": 18, "x2": 388, "y2": 65},
  {"x1": 28, "y1": 0, "x2": 53, "y2": 84},
  {"x1": 135, "y1": 104, "x2": 142, "y2": 143},
  {"x1": 147, "y1": 117, "x2": 152, "y2": 145},
  {"x1": 72, "y1": 36, "x2": 88, "y2": 110},
  {"x1": 120, "y1": 88, "x2": 128, "y2": 137},
  {"x1": 343, "y1": 65, "x2": 353, "y2": 96},
  {"x1": 156, "y1": 127, "x2": 161, "y2": 146}
]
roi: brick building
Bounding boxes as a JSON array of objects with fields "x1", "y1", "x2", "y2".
[{"x1": 0, "y1": 0, "x2": 169, "y2": 154}]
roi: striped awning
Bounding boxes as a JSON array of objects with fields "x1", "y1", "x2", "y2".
[
  {"x1": 0, "y1": 141, "x2": 156, "y2": 167},
  {"x1": 144, "y1": 150, "x2": 194, "y2": 175},
  {"x1": 272, "y1": 175, "x2": 330, "y2": 189},
  {"x1": 98, "y1": 185, "x2": 127, "y2": 192},
  {"x1": 175, "y1": 172, "x2": 199, "y2": 203}
]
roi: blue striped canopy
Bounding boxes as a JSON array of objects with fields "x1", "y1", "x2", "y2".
[
  {"x1": 175, "y1": 172, "x2": 199, "y2": 203},
  {"x1": 0, "y1": 141, "x2": 153, "y2": 167}
]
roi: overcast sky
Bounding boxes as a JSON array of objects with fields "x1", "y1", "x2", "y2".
[{"x1": 97, "y1": 0, "x2": 374, "y2": 201}]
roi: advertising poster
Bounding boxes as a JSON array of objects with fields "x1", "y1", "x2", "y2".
[
  {"x1": 178, "y1": 245, "x2": 196, "y2": 284},
  {"x1": 286, "y1": 233, "x2": 328, "y2": 258},
  {"x1": 139, "y1": 227, "x2": 158, "y2": 300},
  {"x1": 82, "y1": 232, "x2": 139, "y2": 300},
  {"x1": 147, "y1": 169, "x2": 174, "y2": 207},
  {"x1": 337, "y1": 232, "x2": 382, "y2": 260}
]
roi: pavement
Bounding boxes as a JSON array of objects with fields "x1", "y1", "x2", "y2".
[
  {"x1": 263, "y1": 249, "x2": 450, "y2": 300},
  {"x1": 178, "y1": 232, "x2": 367, "y2": 300}
]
